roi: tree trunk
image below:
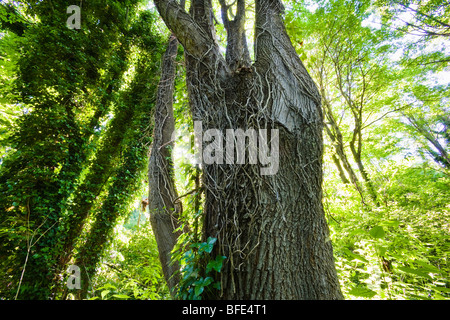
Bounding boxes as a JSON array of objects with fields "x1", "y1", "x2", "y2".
[
  {"x1": 349, "y1": 129, "x2": 379, "y2": 205},
  {"x1": 148, "y1": 34, "x2": 184, "y2": 298},
  {"x1": 154, "y1": 0, "x2": 343, "y2": 300},
  {"x1": 331, "y1": 153, "x2": 350, "y2": 184},
  {"x1": 322, "y1": 97, "x2": 362, "y2": 187}
]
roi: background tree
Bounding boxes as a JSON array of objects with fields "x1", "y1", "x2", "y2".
[
  {"x1": 0, "y1": 0, "x2": 164, "y2": 299},
  {"x1": 285, "y1": 0, "x2": 404, "y2": 205}
]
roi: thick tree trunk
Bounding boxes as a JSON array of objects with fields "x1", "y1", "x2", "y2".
[{"x1": 154, "y1": 0, "x2": 343, "y2": 300}]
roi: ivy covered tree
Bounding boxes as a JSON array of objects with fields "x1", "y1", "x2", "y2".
[{"x1": 0, "y1": 0, "x2": 164, "y2": 299}]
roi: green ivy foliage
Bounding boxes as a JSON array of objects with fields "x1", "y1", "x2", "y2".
[
  {"x1": 172, "y1": 236, "x2": 226, "y2": 300},
  {"x1": 0, "y1": 0, "x2": 164, "y2": 299}
]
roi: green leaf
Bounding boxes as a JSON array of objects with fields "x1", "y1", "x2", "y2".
[
  {"x1": 101, "y1": 290, "x2": 110, "y2": 299},
  {"x1": 397, "y1": 266, "x2": 431, "y2": 279},
  {"x1": 415, "y1": 260, "x2": 440, "y2": 273},
  {"x1": 112, "y1": 294, "x2": 130, "y2": 300},
  {"x1": 199, "y1": 237, "x2": 217, "y2": 254},
  {"x1": 194, "y1": 285, "x2": 204, "y2": 297},
  {"x1": 433, "y1": 287, "x2": 450, "y2": 293},
  {"x1": 369, "y1": 226, "x2": 386, "y2": 239},
  {"x1": 375, "y1": 245, "x2": 387, "y2": 257},
  {"x1": 343, "y1": 248, "x2": 368, "y2": 263},
  {"x1": 202, "y1": 277, "x2": 213, "y2": 287},
  {"x1": 206, "y1": 255, "x2": 226, "y2": 273},
  {"x1": 380, "y1": 220, "x2": 400, "y2": 228},
  {"x1": 348, "y1": 287, "x2": 377, "y2": 298}
]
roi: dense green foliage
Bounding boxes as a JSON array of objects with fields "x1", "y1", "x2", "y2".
[
  {"x1": 0, "y1": 0, "x2": 448, "y2": 300},
  {"x1": 0, "y1": 0, "x2": 166, "y2": 299},
  {"x1": 285, "y1": 0, "x2": 449, "y2": 299}
]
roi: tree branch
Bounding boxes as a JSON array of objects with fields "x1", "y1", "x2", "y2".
[{"x1": 153, "y1": 0, "x2": 213, "y2": 57}]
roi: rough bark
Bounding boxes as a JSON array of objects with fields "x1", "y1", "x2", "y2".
[
  {"x1": 153, "y1": 0, "x2": 343, "y2": 300},
  {"x1": 148, "y1": 34, "x2": 184, "y2": 298}
]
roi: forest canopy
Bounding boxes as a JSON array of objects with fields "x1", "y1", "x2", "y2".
[{"x1": 0, "y1": 0, "x2": 448, "y2": 300}]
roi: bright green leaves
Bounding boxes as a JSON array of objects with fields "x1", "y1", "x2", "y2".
[
  {"x1": 285, "y1": 0, "x2": 449, "y2": 300},
  {"x1": 90, "y1": 284, "x2": 131, "y2": 300},
  {"x1": 101, "y1": 289, "x2": 110, "y2": 300},
  {"x1": 369, "y1": 226, "x2": 386, "y2": 239},
  {"x1": 397, "y1": 267, "x2": 432, "y2": 280},
  {"x1": 343, "y1": 248, "x2": 369, "y2": 264},
  {"x1": 348, "y1": 287, "x2": 377, "y2": 299},
  {"x1": 0, "y1": 0, "x2": 165, "y2": 300}
]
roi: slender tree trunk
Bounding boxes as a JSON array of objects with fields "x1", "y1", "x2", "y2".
[
  {"x1": 154, "y1": 0, "x2": 343, "y2": 300},
  {"x1": 331, "y1": 153, "x2": 350, "y2": 184},
  {"x1": 148, "y1": 34, "x2": 184, "y2": 298},
  {"x1": 322, "y1": 98, "x2": 361, "y2": 187},
  {"x1": 406, "y1": 114, "x2": 450, "y2": 168},
  {"x1": 349, "y1": 127, "x2": 379, "y2": 205}
]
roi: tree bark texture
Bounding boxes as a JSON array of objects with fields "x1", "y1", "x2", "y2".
[
  {"x1": 148, "y1": 34, "x2": 184, "y2": 298},
  {"x1": 153, "y1": 0, "x2": 343, "y2": 300}
]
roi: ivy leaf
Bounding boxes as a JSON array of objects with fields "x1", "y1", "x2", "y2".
[
  {"x1": 194, "y1": 285, "x2": 204, "y2": 297},
  {"x1": 193, "y1": 277, "x2": 213, "y2": 297},
  {"x1": 199, "y1": 237, "x2": 217, "y2": 254},
  {"x1": 206, "y1": 255, "x2": 227, "y2": 273}
]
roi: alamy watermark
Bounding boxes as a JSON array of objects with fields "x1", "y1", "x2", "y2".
[
  {"x1": 66, "y1": 5, "x2": 81, "y2": 30},
  {"x1": 66, "y1": 264, "x2": 80, "y2": 289},
  {"x1": 193, "y1": 121, "x2": 279, "y2": 175}
]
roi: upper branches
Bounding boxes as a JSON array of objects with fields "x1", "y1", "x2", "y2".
[
  {"x1": 153, "y1": 0, "x2": 216, "y2": 57},
  {"x1": 0, "y1": 3, "x2": 30, "y2": 35},
  {"x1": 218, "y1": 0, "x2": 246, "y2": 27},
  {"x1": 218, "y1": 0, "x2": 251, "y2": 70},
  {"x1": 380, "y1": 0, "x2": 450, "y2": 39}
]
